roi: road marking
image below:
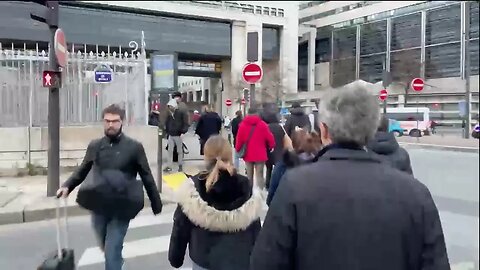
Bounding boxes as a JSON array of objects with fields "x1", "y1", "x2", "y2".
[
  {"x1": 128, "y1": 212, "x2": 173, "y2": 229},
  {"x1": 78, "y1": 208, "x2": 266, "y2": 267},
  {"x1": 399, "y1": 142, "x2": 478, "y2": 151},
  {"x1": 78, "y1": 235, "x2": 171, "y2": 266}
]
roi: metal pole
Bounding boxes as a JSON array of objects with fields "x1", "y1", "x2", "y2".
[
  {"x1": 464, "y1": 2, "x2": 471, "y2": 139},
  {"x1": 249, "y1": 83, "x2": 255, "y2": 108},
  {"x1": 383, "y1": 100, "x2": 387, "y2": 114},
  {"x1": 416, "y1": 99, "x2": 420, "y2": 142},
  {"x1": 157, "y1": 123, "x2": 163, "y2": 193},
  {"x1": 28, "y1": 59, "x2": 34, "y2": 165},
  {"x1": 47, "y1": 25, "x2": 60, "y2": 197}
]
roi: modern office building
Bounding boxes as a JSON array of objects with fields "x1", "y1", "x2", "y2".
[{"x1": 297, "y1": 1, "x2": 479, "y2": 125}]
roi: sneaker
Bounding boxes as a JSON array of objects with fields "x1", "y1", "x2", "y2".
[
  {"x1": 178, "y1": 165, "x2": 183, "y2": 172},
  {"x1": 163, "y1": 167, "x2": 172, "y2": 173}
]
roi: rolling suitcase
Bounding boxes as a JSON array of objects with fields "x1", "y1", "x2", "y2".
[{"x1": 37, "y1": 198, "x2": 75, "y2": 270}]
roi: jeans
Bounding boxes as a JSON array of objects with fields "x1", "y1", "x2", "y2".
[
  {"x1": 265, "y1": 162, "x2": 274, "y2": 189},
  {"x1": 91, "y1": 214, "x2": 130, "y2": 270},
  {"x1": 168, "y1": 135, "x2": 184, "y2": 166},
  {"x1": 245, "y1": 162, "x2": 265, "y2": 190},
  {"x1": 233, "y1": 151, "x2": 240, "y2": 170}
]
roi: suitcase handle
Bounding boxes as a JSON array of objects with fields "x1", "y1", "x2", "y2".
[{"x1": 55, "y1": 198, "x2": 69, "y2": 259}]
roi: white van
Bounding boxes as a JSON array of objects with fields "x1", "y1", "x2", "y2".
[{"x1": 384, "y1": 107, "x2": 431, "y2": 137}]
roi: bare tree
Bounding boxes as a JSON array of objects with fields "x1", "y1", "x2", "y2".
[
  {"x1": 389, "y1": 50, "x2": 422, "y2": 105},
  {"x1": 259, "y1": 69, "x2": 286, "y2": 105},
  {"x1": 227, "y1": 78, "x2": 249, "y2": 105}
]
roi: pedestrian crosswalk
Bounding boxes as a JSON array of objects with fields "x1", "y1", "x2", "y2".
[{"x1": 77, "y1": 204, "x2": 268, "y2": 270}]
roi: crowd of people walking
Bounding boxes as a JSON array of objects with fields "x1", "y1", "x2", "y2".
[
  {"x1": 164, "y1": 82, "x2": 450, "y2": 270},
  {"x1": 59, "y1": 83, "x2": 450, "y2": 270}
]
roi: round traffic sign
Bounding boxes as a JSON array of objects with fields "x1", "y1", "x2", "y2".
[
  {"x1": 411, "y1": 78, "x2": 424, "y2": 92},
  {"x1": 241, "y1": 98, "x2": 246, "y2": 105},
  {"x1": 54, "y1": 28, "x2": 67, "y2": 68},
  {"x1": 225, "y1": 99, "x2": 232, "y2": 107},
  {"x1": 242, "y1": 63, "x2": 263, "y2": 84},
  {"x1": 379, "y1": 89, "x2": 388, "y2": 101}
]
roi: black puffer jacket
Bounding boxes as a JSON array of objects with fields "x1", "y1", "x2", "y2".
[
  {"x1": 169, "y1": 171, "x2": 262, "y2": 270},
  {"x1": 261, "y1": 110, "x2": 285, "y2": 165},
  {"x1": 284, "y1": 107, "x2": 311, "y2": 136},
  {"x1": 62, "y1": 134, "x2": 162, "y2": 217},
  {"x1": 367, "y1": 132, "x2": 414, "y2": 175},
  {"x1": 165, "y1": 109, "x2": 189, "y2": 136}
]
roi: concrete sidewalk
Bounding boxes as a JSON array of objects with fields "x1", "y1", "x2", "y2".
[
  {"x1": 397, "y1": 135, "x2": 479, "y2": 153},
  {"x1": 0, "y1": 161, "x2": 210, "y2": 225}
]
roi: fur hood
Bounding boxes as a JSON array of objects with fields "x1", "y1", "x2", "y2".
[{"x1": 175, "y1": 177, "x2": 263, "y2": 233}]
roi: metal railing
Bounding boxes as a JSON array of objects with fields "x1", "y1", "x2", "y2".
[{"x1": 0, "y1": 43, "x2": 148, "y2": 127}]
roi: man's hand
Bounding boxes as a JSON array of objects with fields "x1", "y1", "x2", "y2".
[{"x1": 56, "y1": 187, "x2": 69, "y2": 198}]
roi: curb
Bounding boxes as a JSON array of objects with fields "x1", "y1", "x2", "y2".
[
  {"x1": 0, "y1": 194, "x2": 177, "y2": 226},
  {"x1": 399, "y1": 142, "x2": 479, "y2": 153}
]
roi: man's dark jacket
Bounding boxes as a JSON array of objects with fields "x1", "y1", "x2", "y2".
[
  {"x1": 231, "y1": 116, "x2": 242, "y2": 146},
  {"x1": 284, "y1": 107, "x2": 311, "y2": 136},
  {"x1": 62, "y1": 135, "x2": 162, "y2": 216},
  {"x1": 165, "y1": 109, "x2": 189, "y2": 136},
  {"x1": 251, "y1": 146, "x2": 450, "y2": 270},
  {"x1": 367, "y1": 131, "x2": 414, "y2": 175}
]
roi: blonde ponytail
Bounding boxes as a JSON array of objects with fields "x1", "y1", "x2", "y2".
[{"x1": 205, "y1": 158, "x2": 235, "y2": 192}]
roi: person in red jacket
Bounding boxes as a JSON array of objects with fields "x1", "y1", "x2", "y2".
[{"x1": 235, "y1": 107, "x2": 275, "y2": 190}]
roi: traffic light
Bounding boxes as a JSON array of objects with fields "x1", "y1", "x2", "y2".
[
  {"x1": 42, "y1": 70, "x2": 61, "y2": 88},
  {"x1": 30, "y1": 0, "x2": 59, "y2": 27},
  {"x1": 243, "y1": 88, "x2": 250, "y2": 102}
]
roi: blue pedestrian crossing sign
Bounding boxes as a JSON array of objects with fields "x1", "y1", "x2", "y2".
[
  {"x1": 94, "y1": 64, "x2": 113, "y2": 83},
  {"x1": 280, "y1": 107, "x2": 289, "y2": 115}
]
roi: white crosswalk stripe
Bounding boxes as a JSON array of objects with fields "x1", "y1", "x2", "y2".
[
  {"x1": 78, "y1": 211, "x2": 175, "y2": 268},
  {"x1": 77, "y1": 205, "x2": 268, "y2": 269}
]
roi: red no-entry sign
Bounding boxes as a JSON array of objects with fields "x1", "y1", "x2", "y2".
[
  {"x1": 54, "y1": 28, "x2": 67, "y2": 68},
  {"x1": 225, "y1": 99, "x2": 232, "y2": 107},
  {"x1": 379, "y1": 89, "x2": 388, "y2": 101},
  {"x1": 241, "y1": 98, "x2": 246, "y2": 105},
  {"x1": 242, "y1": 63, "x2": 262, "y2": 84},
  {"x1": 411, "y1": 78, "x2": 424, "y2": 92}
]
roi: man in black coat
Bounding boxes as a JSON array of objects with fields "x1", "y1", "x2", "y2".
[
  {"x1": 251, "y1": 82, "x2": 450, "y2": 270},
  {"x1": 284, "y1": 102, "x2": 311, "y2": 137},
  {"x1": 367, "y1": 115, "x2": 414, "y2": 175},
  {"x1": 57, "y1": 104, "x2": 162, "y2": 270},
  {"x1": 231, "y1": 110, "x2": 243, "y2": 169}
]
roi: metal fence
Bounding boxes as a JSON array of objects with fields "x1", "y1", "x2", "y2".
[{"x1": 0, "y1": 43, "x2": 148, "y2": 127}]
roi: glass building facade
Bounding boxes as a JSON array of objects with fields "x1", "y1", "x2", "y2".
[{"x1": 299, "y1": 1, "x2": 479, "y2": 124}]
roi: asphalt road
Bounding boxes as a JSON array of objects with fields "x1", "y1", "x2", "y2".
[{"x1": 0, "y1": 148, "x2": 478, "y2": 270}]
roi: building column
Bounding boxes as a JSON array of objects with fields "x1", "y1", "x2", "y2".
[{"x1": 308, "y1": 27, "x2": 316, "y2": 92}]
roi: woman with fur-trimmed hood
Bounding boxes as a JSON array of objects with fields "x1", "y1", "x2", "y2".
[{"x1": 168, "y1": 135, "x2": 263, "y2": 270}]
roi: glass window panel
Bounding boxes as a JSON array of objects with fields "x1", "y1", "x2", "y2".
[
  {"x1": 391, "y1": 13, "x2": 421, "y2": 50},
  {"x1": 470, "y1": 1, "x2": 479, "y2": 39},
  {"x1": 332, "y1": 27, "x2": 356, "y2": 59},
  {"x1": 426, "y1": 4, "x2": 461, "y2": 45},
  {"x1": 315, "y1": 38, "x2": 331, "y2": 63},
  {"x1": 359, "y1": 54, "x2": 385, "y2": 83},
  {"x1": 470, "y1": 39, "x2": 480, "y2": 76},
  {"x1": 263, "y1": 27, "x2": 280, "y2": 60},
  {"x1": 332, "y1": 57, "x2": 356, "y2": 87},
  {"x1": 360, "y1": 20, "x2": 387, "y2": 55},
  {"x1": 390, "y1": 48, "x2": 421, "y2": 82},
  {"x1": 425, "y1": 43, "x2": 461, "y2": 79}
]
